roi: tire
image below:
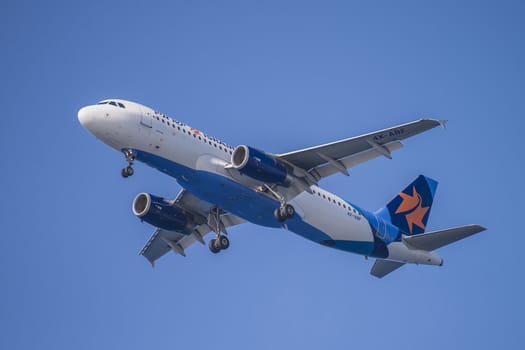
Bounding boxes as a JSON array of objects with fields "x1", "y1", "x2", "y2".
[
  {"x1": 125, "y1": 166, "x2": 134, "y2": 176},
  {"x1": 219, "y1": 235, "x2": 230, "y2": 250},
  {"x1": 284, "y1": 204, "x2": 295, "y2": 218},
  {"x1": 274, "y1": 208, "x2": 285, "y2": 222},
  {"x1": 208, "y1": 238, "x2": 221, "y2": 253},
  {"x1": 121, "y1": 168, "x2": 129, "y2": 178}
]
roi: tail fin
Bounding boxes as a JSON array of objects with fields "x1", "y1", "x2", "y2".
[{"x1": 376, "y1": 175, "x2": 438, "y2": 236}]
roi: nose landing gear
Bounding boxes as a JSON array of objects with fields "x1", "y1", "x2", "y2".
[{"x1": 121, "y1": 149, "x2": 136, "y2": 178}]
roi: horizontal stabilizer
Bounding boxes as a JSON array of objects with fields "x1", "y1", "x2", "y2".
[
  {"x1": 370, "y1": 259, "x2": 405, "y2": 278},
  {"x1": 403, "y1": 224, "x2": 486, "y2": 251}
]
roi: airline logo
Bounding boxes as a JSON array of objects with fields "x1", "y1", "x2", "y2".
[{"x1": 395, "y1": 186, "x2": 429, "y2": 234}]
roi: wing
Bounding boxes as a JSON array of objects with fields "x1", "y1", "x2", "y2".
[
  {"x1": 278, "y1": 119, "x2": 446, "y2": 182},
  {"x1": 139, "y1": 189, "x2": 245, "y2": 266}
]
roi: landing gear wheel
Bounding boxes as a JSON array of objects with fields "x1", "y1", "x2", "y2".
[
  {"x1": 209, "y1": 238, "x2": 221, "y2": 254},
  {"x1": 121, "y1": 166, "x2": 134, "y2": 178},
  {"x1": 219, "y1": 235, "x2": 230, "y2": 250},
  {"x1": 284, "y1": 204, "x2": 295, "y2": 218},
  {"x1": 274, "y1": 208, "x2": 285, "y2": 222},
  {"x1": 121, "y1": 149, "x2": 136, "y2": 178},
  {"x1": 274, "y1": 204, "x2": 295, "y2": 222}
]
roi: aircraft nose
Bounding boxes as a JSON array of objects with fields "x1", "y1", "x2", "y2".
[{"x1": 78, "y1": 105, "x2": 97, "y2": 130}]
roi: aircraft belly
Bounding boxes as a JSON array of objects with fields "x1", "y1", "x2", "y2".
[
  {"x1": 134, "y1": 149, "x2": 376, "y2": 256},
  {"x1": 294, "y1": 193, "x2": 373, "y2": 243}
]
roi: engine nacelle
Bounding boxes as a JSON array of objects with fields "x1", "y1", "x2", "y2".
[
  {"x1": 231, "y1": 145, "x2": 291, "y2": 186},
  {"x1": 132, "y1": 193, "x2": 195, "y2": 233}
]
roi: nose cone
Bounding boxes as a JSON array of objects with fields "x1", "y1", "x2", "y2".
[{"x1": 78, "y1": 105, "x2": 96, "y2": 130}]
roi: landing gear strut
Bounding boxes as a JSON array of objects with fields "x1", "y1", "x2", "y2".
[
  {"x1": 121, "y1": 149, "x2": 135, "y2": 178},
  {"x1": 208, "y1": 207, "x2": 230, "y2": 254},
  {"x1": 263, "y1": 184, "x2": 296, "y2": 223}
]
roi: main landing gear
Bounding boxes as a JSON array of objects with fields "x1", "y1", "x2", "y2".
[
  {"x1": 262, "y1": 184, "x2": 296, "y2": 223},
  {"x1": 121, "y1": 149, "x2": 135, "y2": 178},
  {"x1": 209, "y1": 235, "x2": 230, "y2": 254},
  {"x1": 274, "y1": 203, "x2": 295, "y2": 222},
  {"x1": 208, "y1": 207, "x2": 230, "y2": 254}
]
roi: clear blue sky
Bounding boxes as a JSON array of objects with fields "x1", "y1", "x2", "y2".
[{"x1": 1, "y1": 1, "x2": 524, "y2": 349}]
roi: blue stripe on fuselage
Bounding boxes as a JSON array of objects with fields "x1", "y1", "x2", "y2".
[{"x1": 133, "y1": 149, "x2": 378, "y2": 257}]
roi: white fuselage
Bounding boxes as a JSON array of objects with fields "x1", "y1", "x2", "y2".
[{"x1": 78, "y1": 99, "x2": 442, "y2": 266}]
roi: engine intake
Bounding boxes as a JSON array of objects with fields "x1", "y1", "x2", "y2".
[
  {"x1": 132, "y1": 193, "x2": 195, "y2": 233},
  {"x1": 231, "y1": 145, "x2": 291, "y2": 186}
]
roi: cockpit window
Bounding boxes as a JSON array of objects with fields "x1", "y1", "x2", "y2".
[{"x1": 97, "y1": 100, "x2": 126, "y2": 108}]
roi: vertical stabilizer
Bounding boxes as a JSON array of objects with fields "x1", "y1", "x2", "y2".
[{"x1": 376, "y1": 175, "x2": 438, "y2": 236}]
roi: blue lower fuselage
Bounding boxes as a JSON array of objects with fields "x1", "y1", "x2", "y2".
[{"x1": 135, "y1": 149, "x2": 390, "y2": 258}]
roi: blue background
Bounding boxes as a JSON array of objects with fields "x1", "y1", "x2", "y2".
[{"x1": 1, "y1": 1, "x2": 523, "y2": 349}]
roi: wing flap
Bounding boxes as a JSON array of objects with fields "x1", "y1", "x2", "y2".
[
  {"x1": 139, "y1": 229, "x2": 182, "y2": 266},
  {"x1": 312, "y1": 141, "x2": 403, "y2": 179},
  {"x1": 403, "y1": 224, "x2": 486, "y2": 251},
  {"x1": 370, "y1": 259, "x2": 405, "y2": 278}
]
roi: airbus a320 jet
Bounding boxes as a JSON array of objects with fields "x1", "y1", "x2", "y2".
[{"x1": 78, "y1": 99, "x2": 485, "y2": 277}]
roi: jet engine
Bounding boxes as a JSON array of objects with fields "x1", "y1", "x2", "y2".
[
  {"x1": 231, "y1": 145, "x2": 292, "y2": 186},
  {"x1": 132, "y1": 193, "x2": 195, "y2": 233}
]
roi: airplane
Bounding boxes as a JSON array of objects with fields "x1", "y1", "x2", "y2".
[{"x1": 78, "y1": 99, "x2": 486, "y2": 278}]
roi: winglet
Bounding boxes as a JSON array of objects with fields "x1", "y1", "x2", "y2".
[{"x1": 438, "y1": 119, "x2": 448, "y2": 128}]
